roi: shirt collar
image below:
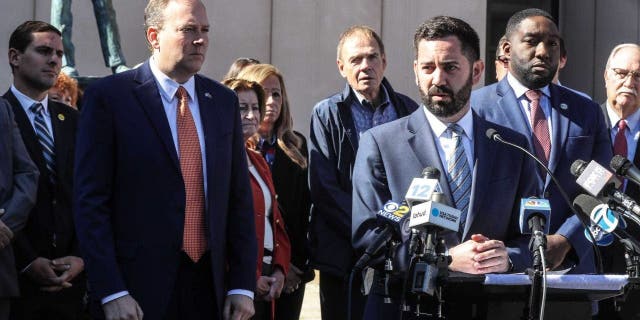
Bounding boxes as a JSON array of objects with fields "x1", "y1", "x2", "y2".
[
  {"x1": 607, "y1": 101, "x2": 640, "y2": 132},
  {"x1": 506, "y1": 72, "x2": 551, "y2": 100},
  {"x1": 11, "y1": 85, "x2": 49, "y2": 116},
  {"x1": 423, "y1": 105, "x2": 474, "y2": 142},
  {"x1": 149, "y1": 57, "x2": 196, "y2": 103},
  {"x1": 352, "y1": 84, "x2": 390, "y2": 109}
]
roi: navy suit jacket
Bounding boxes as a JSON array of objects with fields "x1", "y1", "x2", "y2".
[
  {"x1": 352, "y1": 108, "x2": 538, "y2": 272},
  {"x1": 74, "y1": 62, "x2": 257, "y2": 319},
  {"x1": 471, "y1": 78, "x2": 612, "y2": 274},
  {"x1": 0, "y1": 98, "x2": 38, "y2": 298}
]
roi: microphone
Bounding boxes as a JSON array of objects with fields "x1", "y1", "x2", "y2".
[
  {"x1": 519, "y1": 198, "x2": 551, "y2": 270},
  {"x1": 486, "y1": 128, "x2": 604, "y2": 273},
  {"x1": 610, "y1": 155, "x2": 640, "y2": 188},
  {"x1": 354, "y1": 201, "x2": 411, "y2": 270},
  {"x1": 409, "y1": 201, "x2": 461, "y2": 232},
  {"x1": 570, "y1": 159, "x2": 622, "y2": 197},
  {"x1": 573, "y1": 194, "x2": 640, "y2": 249},
  {"x1": 404, "y1": 167, "x2": 442, "y2": 207},
  {"x1": 570, "y1": 159, "x2": 640, "y2": 215},
  {"x1": 519, "y1": 198, "x2": 551, "y2": 235}
]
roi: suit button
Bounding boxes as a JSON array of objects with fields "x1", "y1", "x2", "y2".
[
  {"x1": 276, "y1": 219, "x2": 280, "y2": 223},
  {"x1": 52, "y1": 199, "x2": 57, "y2": 206},
  {"x1": 275, "y1": 243, "x2": 279, "y2": 247},
  {"x1": 543, "y1": 191, "x2": 550, "y2": 198}
]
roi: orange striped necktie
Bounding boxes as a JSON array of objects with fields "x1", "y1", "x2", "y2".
[{"x1": 176, "y1": 86, "x2": 207, "y2": 262}]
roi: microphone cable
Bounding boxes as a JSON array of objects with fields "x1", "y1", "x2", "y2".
[
  {"x1": 487, "y1": 128, "x2": 603, "y2": 274},
  {"x1": 539, "y1": 245, "x2": 548, "y2": 320}
]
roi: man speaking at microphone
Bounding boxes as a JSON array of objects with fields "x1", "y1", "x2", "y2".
[{"x1": 352, "y1": 16, "x2": 538, "y2": 319}]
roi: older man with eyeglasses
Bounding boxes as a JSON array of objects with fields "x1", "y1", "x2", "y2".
[{"x1": 597, "y1": 43, "x2": 640, "y2": 320}]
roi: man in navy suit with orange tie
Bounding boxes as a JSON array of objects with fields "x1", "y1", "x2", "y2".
[{"x1": 74, "y1": 0, "x2": 257, "y2": 319}]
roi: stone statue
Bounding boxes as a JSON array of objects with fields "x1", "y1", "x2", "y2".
[{"x1": 51, "y1": 0, "x2": 129, "y2": 76}]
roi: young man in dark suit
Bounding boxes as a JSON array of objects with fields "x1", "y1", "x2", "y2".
[
  {"x1": 472, "y1": 8, "x2": 612, "y2": 275},
  {"x1": 74, "y1": 0, "x2": 257, "y2": 319},
  {"x1": 4, "y1": 21, "x2": 84, "y2": 320}
]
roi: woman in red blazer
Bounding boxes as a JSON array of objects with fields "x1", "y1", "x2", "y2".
[{"x1": 223, "y1": 78, "x2": 291, "y2": 320}]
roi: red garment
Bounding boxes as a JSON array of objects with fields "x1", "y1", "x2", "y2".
[{"x1": 247, "y1": 149, "x2": 291, "y2": 280}]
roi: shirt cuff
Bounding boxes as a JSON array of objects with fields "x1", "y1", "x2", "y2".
[
  {"x1": 101, "y1": 291, "x2": 130, "y2": 305},
  {"x1": 227, "y1": 289, "x2": 254, "y2": 300}
]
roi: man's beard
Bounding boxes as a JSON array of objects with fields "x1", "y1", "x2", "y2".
[
  {"x1": 419, "y1": 74, "x2": 473, "y2": 118},
  {"x1": 510, "y1": 56, "x2": 557, "y2": 89}
]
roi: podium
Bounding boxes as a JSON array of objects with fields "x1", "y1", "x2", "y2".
[{"x1": 418, "y1": 273, "x2": 629, "y2": 320}]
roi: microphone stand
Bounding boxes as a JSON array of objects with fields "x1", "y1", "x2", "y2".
[
  {"x1": 489, "y1": 130, "x2": 604, "y2": 273},
  {"x1": 525, "y1": 216, "x2": 547, "y2": 320}
]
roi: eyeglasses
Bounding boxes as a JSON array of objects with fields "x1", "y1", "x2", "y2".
[
  {"x1": 239, "y1": 103, "x2": 260, "y2": 116},
  {"x1": 610, "y1": 68, "x2": 640, "y2": 82}
]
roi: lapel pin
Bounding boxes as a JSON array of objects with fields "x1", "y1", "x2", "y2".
[
  {"x1": 560, "y1": 103, "x2": 568, "y2": 110},
  {"x1": 204, "y1": 92, "x2": 212, "y2": 99},
  {"x1": 57, "y1": 114, "x2": 65, "y2": 121}
]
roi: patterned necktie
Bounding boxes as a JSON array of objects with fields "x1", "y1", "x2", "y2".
[
  {"x1": 526, "y1": 89, "x2": 551, "y2": 170},
  {"x1": 446, "y1": 124, "x2": 472, "y2": 233},
  {"x1": 30, "y1": 103, "x2": 56, "y2": 185},
  {"x1": 613, "y1": 119, "x2": 628, "y2": 157},
  {"x1": 176, "y1": 86, "x2": 207, "y2": 262}
]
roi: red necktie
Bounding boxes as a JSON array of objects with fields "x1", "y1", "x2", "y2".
[
  {"x1": 614, "y1": 120, "x2": 628, "y2": 157},
  {"x1": 526, "y1": 89, "x2": 551, "y2": 167},
  {"x1": 176, "y1": 86, "x2": 207, "y2": 262}
]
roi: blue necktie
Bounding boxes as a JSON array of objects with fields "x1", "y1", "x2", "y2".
[
  {"x1": 30, "y1": 103, "x2": 56, "y2": 185},
  {"x1": 446, "y1": 124, "x2": 472, "y2": 234}
]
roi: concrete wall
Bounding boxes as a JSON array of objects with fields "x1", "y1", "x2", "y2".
[
  {"x1": 0, "y1": 0, "x2": 487, "y2": 136},
  {"x1": 560, "y1": 0, "x2": 640, "y2": 104}
]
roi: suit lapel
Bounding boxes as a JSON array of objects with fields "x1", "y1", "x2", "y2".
[
  {"x1": 133, "y1": 63, "x2": 180, "y2": 171},
  {"x1": 3, "y1": 90, "x2": 46, "y2": 171},
  {"x1": 495, "y1": 81, "x2": 533, "y2": 139},
  {"x1": 547, "y1": 84, "x2": 570, "y2": 187},
  {"x1": 463, "y1": 112, "x2": 495, "y2": 239},
  {"x1": 194, "y1": 76, "x2": 217, "y2": 175},
  {"x1": 405, "y1": 109, "x2": 453, "y2": 205}
]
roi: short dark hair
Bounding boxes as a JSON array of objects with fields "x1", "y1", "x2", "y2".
[
  {"x1": 9, "y1": 20, "x2": 61, "y2": 53},
  {"x1": 413, "y1": 16, "x2": 480, "y2": 62},
  {"x1": 505, "y1": 8, "x2": 556, "y2": 40}
]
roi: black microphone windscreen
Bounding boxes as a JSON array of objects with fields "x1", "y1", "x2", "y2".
[
  {"x1": 422, "y1": 167, "x2": 440, "y2": 180},
  {"x1": 610, "y1": 155, "x2": 629, "y2": 175},
  {"x1": 573, "y1": 194, "x2": 602, "y2": 218},
  {"x1": 486, "y1": 128, "x2": 498, "y2": 140},
  {"x1": 570, "y1": 159, "x2": 588, "y2": 178}
]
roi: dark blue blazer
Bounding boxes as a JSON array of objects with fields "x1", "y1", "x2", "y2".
[
  {"x1": 352, "y1": 108, "x2": 538, "y2": 272},
  {"x1": 471, "y1": 78, "x2": 612, "y2": 274},
  {"x1": 74, "y1": 62, "x2": 257, "y2": 319}
]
